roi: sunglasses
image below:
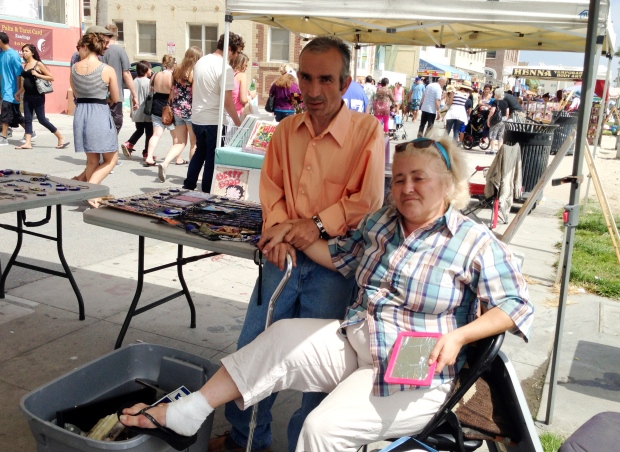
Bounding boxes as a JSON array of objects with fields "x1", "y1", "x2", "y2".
[{"x1": 394, "y1": 138, "x2": 451, "y2": 170}]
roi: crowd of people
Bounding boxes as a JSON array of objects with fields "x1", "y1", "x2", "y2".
[{"x1": 1, "y1": 30, "x2": 536, "y2": 452}]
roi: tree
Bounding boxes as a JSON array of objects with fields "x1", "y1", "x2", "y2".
[{"x1": 96, "y1": 0, "x2": 108, "y2": 27}]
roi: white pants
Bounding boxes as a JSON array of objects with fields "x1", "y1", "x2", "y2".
[{"x1": 221, "y1": 318, "x2": 453, "y2": 452}]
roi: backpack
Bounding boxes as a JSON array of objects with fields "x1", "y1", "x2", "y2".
[{"x1": 489, "y1": 101, "x2": 503, "y2": 126}]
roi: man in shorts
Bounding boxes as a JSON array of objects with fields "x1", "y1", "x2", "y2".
[
  {"x1": 406, "y1": 76, "x2": 425, "y2": 122},
  {"x1": 0, "y1": 32, "x2": 25, "y2": 146}
]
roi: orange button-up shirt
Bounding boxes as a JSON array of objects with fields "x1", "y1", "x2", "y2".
[{"x1": 260, "y1": 104, "x2": 385, "y2": 236}]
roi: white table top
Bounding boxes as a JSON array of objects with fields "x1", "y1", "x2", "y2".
[
  {"x1": 83, "y1": 206, "x2": 257, "y2": 260},
  {"x1": 0, "y1": 175, "x2": 109, "y2": 214}
]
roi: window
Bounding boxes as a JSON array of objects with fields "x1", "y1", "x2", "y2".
[
  {"x1": 357, "y1": 47, "x2": 369, "y2": 72},
  {"x1": 269, "y1": 27, "x2": 290, "y2": 62},
  {"x1": 83, "y1": 0, "x2": 91, "y2": 18},
  {"x1": 486, "y1": 51, "x2": 497, "y2": 59},
  {"x1": 114, "y1": 21, "x2": 124, "y2": 43},
  {"x1": 138, "y1": 22, "x2": 157, "y2": 55},
  {"x1": 188, "y1": 25, "x2": 218, "y2": 54}
]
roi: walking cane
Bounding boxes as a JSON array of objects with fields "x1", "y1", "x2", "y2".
[{"x1": 246, "y1": 252, "x2": 293, "y2": 452}]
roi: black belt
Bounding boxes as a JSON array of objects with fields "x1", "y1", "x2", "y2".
[{"x1": 75, "y1": 98, "x2": 108, "y2": 104}]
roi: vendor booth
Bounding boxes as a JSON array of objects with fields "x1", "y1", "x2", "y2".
[
  {"x1": 222, "y1": 0, "x2": 615, "y2": 434},
  {"x1": 418, "y1": 59, "x2": 472, "y2": 81}
]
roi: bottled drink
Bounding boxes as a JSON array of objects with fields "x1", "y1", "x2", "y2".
[{"x1": 250, "y1": 79, "x2": 256, "y2": 91}]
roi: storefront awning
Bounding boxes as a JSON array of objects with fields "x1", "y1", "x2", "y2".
[{"x1": 418, "y1": 60, "x2": 471, "y2": 81}]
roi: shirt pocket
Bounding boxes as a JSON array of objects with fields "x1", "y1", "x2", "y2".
[
  {"x1": 321, "y1": 179, "x2": 347, "y2": 208},
  {"x1": 398, "y1": 262, "x2": 458, "y2": 315}
]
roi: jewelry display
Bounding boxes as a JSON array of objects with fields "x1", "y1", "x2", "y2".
[
  {"x1": 100, "y1": 189, "x2": 263, "y2": 243},
  {"x1": 0, "y1": 171, "x2": 73, "y2": 202}
]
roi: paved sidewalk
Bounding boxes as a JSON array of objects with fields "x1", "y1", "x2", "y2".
[{"x1": 0, "y1": 113, "x2": 618, "y2": 450}]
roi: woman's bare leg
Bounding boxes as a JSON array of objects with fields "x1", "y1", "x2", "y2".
[
  {"x1": 88, "y1": 151, "x2": 118, "y2": 184},
  {"x1": 161, "y1": 124, "x2": 187, "y2": 169},
  {"x1": 188, "y1": 124, "x2": 197, "y2": 161},
  {"x1": 145, "y1": 126, "x2": 164, "y2": 164}
]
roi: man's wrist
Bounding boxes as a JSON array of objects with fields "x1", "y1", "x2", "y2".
[{"x1": 312, "y1": 215, "x2": 328, "y2": 239}]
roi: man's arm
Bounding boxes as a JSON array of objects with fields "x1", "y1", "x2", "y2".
[
  {"x1": 260, "y1": 125, "x2": 290, "y2": 229},
  {"x1": 123, "y1": 71, "x2": 139, "y2": 110}
]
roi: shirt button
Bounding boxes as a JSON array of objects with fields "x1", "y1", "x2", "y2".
[
  {"x1": 312, "y1": 143, "x2": 316, "y2": 146},
  {"x1": 301, "y1": 189, "x2": 305, "y2": 194},
  {"x1": 306, "y1": 166, "x2": 311, "y2": 170}
]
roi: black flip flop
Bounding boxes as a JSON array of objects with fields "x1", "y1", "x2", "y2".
[
  {"x1": 143, "y1": 162, "x2": 157, "y2": 167},
  {"x1": 117, "y1": 402, "x2": 197, "y2": 451},
  {"x1": 56, "y1": 142, "x2": 71, "y2": 149}
]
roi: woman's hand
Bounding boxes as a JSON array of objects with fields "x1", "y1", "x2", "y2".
[{"x1": 428, "y1": 330, "x2": 466, "y2": 373}]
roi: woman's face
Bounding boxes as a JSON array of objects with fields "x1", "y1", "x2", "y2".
[
  {"x1": 22, "y1": 47, "x2": 33, "y2": 60},
  {"x1": 483, "y1": 86, "x2": 491, "y2": 96},
  {"x1": 391, "y1": 152, "x2": 451, "y2": 233}
]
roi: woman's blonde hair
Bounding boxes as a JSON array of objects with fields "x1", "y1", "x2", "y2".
[
  {"x1": 161, "y1": 54, "x2": 175, "y2": 69},
  {"x1": 391, "y1": 134, "x2": 470, "y2": 210},
  {"x1": 173, "y1": 46, "x2": 203, "y2": 83},
  {"x1": 274, "y1": 73, "x2": 295, "y2": 88},
  {"x1": 230, "y1": 52, "x2": 249, "y2": 72}
]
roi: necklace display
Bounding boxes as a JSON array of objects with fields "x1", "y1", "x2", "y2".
[
  {"x1": 0, "y1": 170, "x2": 89, "y2": 200},
  {"x1": 100, "y1": 189, "x2": 263, "y2": 243}
]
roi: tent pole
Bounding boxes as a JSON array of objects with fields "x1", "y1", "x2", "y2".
[
  {"x1": 583, "y1": 52, "x2": 612, "y2": 212},
  {"x1": 544, "y1": 0, "x2": 600, "y2": 425},
  {"x1": 217, "y1": 16, "x2": 232, "y2": 151}
]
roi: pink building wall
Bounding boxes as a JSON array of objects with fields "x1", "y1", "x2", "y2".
[{"x1": 2, "y1": 20, "x2": 82, "y2": 113}]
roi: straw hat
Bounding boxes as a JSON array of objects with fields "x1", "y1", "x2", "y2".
[
  {"x1": 458, "y1": 80, "x2": 474, "y2": 91},
  {"x1": 446, "y1": 85, "x2": 456, "y2": 93}
]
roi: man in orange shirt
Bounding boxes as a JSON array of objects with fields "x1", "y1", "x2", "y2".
[{"x1": 212, "y1": 37, "x2": 385, "y2": 452}]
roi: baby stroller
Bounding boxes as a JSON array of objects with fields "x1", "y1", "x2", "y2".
[
  {"x1": 462, "y1": 106, "x2": 491, "y2": 151},
  {"x1": 389, "y1": 113, "x2": 408, "y2": 141}
]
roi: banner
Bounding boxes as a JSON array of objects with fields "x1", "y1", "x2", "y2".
[
  {"x1": 0, "y1": 23, "x2": 54, "y2": 60},
  {"x1": 511, "y1": 68, "x2": 582, "y2": 80}
]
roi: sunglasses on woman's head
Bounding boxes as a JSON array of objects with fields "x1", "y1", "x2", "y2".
[{"x1": 394, "y1": 138, "x2": 451, "y2": 170}]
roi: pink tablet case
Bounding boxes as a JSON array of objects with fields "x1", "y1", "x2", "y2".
[{"x1": 384, "y1": 331, "x2": 442, "y2": 386}]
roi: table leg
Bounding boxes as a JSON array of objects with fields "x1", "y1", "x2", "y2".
[
  {"x1": 177, "y1": 245, "x2": 196, "y2": 328},
  {"x1": 55, "y1": 205, "x2": 85, "y2": 320},
  {"x1": 0, "y1": 211, "x2": 24, "y2": 298},
  {"x1": 115, "y1": 235, "x2": 145, "y2": 349}
]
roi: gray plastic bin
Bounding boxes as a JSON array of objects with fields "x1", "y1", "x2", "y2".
[
  {"x1": 550, "y1": 111, "x2": 578, "y2": 156},
  {"x1": 20, "y1": 343, "x2": 219, "y2": 451},
  {"x1": 504, "y1": 122, "x2": 558, "y2": 199}
]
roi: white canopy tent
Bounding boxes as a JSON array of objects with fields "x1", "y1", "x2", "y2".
[{"x1": 218, "y1": 0, "x2": 614, "y2": 428}]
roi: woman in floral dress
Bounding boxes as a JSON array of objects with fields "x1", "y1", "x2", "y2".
[{"x1": 157, "y1": 46, "x2": 203, "y2": 182}]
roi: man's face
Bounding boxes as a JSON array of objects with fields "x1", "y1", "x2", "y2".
[
  {"x1": 298, "y1": 48, "x2": 351, "y2": 124},
  {"x1": 227, "y1": 46, "x2": 241, "y2": 63}
]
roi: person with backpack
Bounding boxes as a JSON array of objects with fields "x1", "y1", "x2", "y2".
[{"x1": 486, "y1": 87, "x2": 509, "y2": 155}]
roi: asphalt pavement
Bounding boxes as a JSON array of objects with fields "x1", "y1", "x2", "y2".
[{"x1": 0, "y1": 112, "x2": 618, "y2": 450}]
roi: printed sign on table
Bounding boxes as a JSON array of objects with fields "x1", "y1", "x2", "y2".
[{"x1": 212, "y1": 166, "x2": 250, "y2": 200}]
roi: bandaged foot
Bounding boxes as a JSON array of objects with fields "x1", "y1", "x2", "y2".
[{"x1": 165, "y1": 392, "x2": 214, "y2": 436}]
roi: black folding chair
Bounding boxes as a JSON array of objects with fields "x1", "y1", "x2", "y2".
[{"x1": 362, "y1": 333, "x2": 504, "y2": 452}]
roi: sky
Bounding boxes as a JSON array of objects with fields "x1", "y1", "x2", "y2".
[{"x1": 519, "y1": 0, "x2": 620, "y2": 84}]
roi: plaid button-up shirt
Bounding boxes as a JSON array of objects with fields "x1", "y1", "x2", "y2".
[{"x1": 329, "y1": 205, "x2": 534, "y2": 397}]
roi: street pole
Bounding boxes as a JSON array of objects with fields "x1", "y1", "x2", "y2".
[{"x1": 545, "y1": 0, "x2": 601, "y2": 425}]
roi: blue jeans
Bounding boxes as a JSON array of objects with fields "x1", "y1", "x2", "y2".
[
  {"x1": 184, "y1": 124, "x2": 218, "y2": 192},
  {"x1": 226, "y1": 250, "x2": 357, "y2": 451},
  {"x1": 445, "y1": 119, "x2": 463, "y2": 142},
  {"x1": 274, "y1": 109, "x2": 294, "y2": 122}
]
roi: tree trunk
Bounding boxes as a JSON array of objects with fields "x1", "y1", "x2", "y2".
[{"x1": 96, "y1": 0, "x2": 108, "y2": 27}]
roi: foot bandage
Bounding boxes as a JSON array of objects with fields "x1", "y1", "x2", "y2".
[{"x1": 165, "y1": 392, "x2": 213, "y2": 436}]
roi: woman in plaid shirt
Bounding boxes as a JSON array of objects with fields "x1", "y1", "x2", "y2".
[{"x1": 121, "y1": 137, "x2": 534, "y2": 452}]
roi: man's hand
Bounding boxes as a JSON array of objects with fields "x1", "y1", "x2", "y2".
[
  {"x1": 428, "y1": 330, "x2": 466, "y2": 374},
  {"x1": 258, "y1": 223, "x2": 294, "y2": 254},
  {"x1": 264, "y1": 242, "x2": 297, "y2": 270},
  {"x1": 120, "y1": 403, "x2": 167, "y2": 429},
  {"x1": 132, "y1": 97, "x2": 139, "y2": 111},
  {"x1": 284, "y1": 218, "x2": 321, "y2": 251}
]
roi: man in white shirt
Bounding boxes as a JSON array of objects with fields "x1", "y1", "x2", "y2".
[
  {"x1": 418, "y1": 76, "x2": 446, "y2": 138},
  {"x1": 363, "y1": 75, "x2": 376, "y2": 112},
  {"x1": 184, "y1": 32, "x2": 243, "y2": 192}
]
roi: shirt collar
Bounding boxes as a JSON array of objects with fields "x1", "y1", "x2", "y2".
[
  {"x1": 295, "y1": 102, "x2": 351, "y2": 147},
  {"x1": 392, "y1": 204, "x2": 457, "y2": 238}
]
